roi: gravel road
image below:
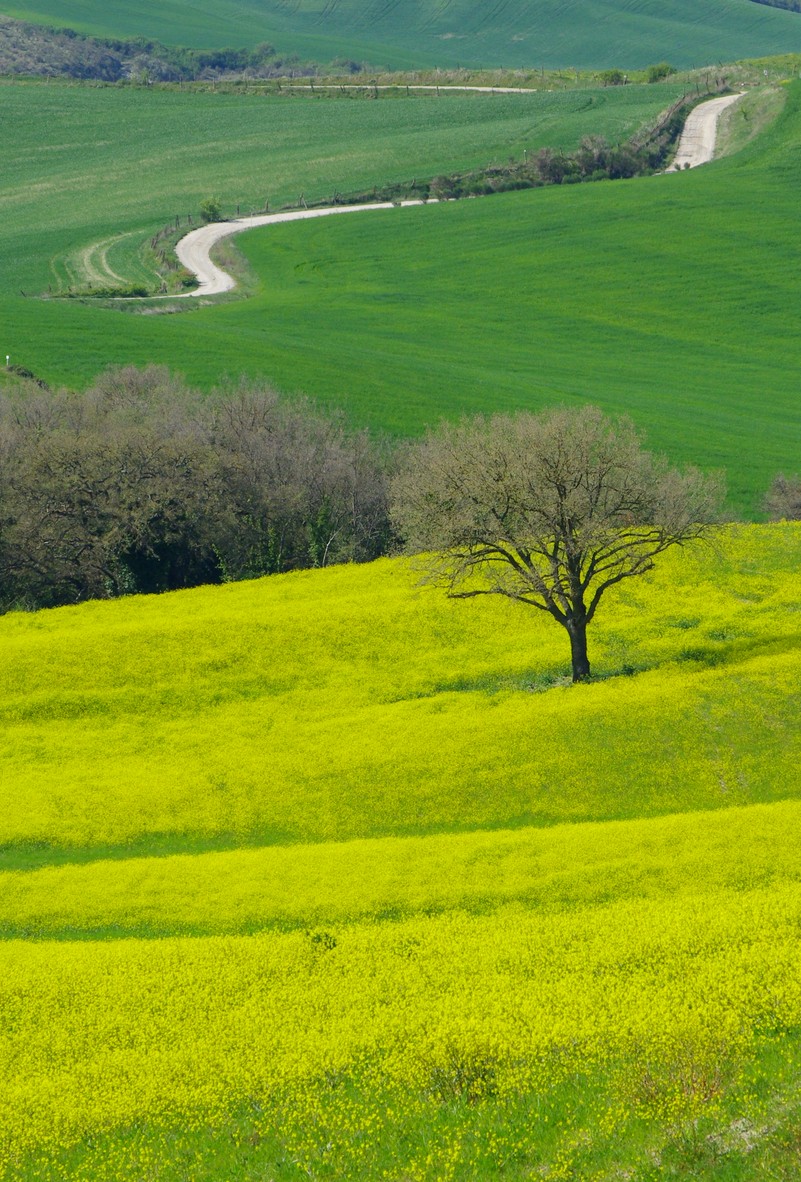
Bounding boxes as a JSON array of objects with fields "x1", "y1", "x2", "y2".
[
  {"x1": 175, "y1": 200, "x2": 433, "y2": 297},
  {"x1": 174, "y1": 93, "x2": 745, "y2": 298},
  {"x1": 666, "y1": 92, "x2": 744, "y2": 171}
]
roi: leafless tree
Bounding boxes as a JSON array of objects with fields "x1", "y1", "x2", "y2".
[
  {"x1": 765, "y1": 473, "x2": 801, "y2": 521},
  {"x1": 0, "y1": 367, "x2": 391, "y2": 609},
  {"x1": 207, "y1": 384, "x2": 390, "y2": 577},
  {"x1": 391, "y1": 406, "x2": 723, "y2": 682}
]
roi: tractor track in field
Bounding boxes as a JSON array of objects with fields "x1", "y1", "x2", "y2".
[{"x1": 142, "y1": 91, "x2": 745, "y2": 301}]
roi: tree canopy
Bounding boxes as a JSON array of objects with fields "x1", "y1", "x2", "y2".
[{"x1": 391, "y1": 406, "x2": 723, "y2": 681}]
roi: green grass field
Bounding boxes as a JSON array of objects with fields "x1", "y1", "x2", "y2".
[
  {"x1": 8, "y1": 0, "x2": 801, "y2": 68},
  {"x1": 3, "y1": 523, "x2": 801, "y2": 1179},
  {"x1": 5, "y1": 78, "x2": 798, "y2": 512},
  {"x1": 0, "y1": 79, "x2": 684, "y2": 292},
  {"x1": 219, "y1": 80, "x2": 801, "y2": 513}
]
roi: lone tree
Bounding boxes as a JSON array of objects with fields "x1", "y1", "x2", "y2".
[{"x1": 391, "y1": 406, "x2": 722, "y2": 683}]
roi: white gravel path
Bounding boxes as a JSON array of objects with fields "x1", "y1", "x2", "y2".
[
  {"x1": 172, "y1": 93, "x2": 745, "y2": 298},
  {"x1": 666, "y1": 92, "x2": 744, "y2": 171},
  {"x1": 175, "y1": 199, "x2": 434, "y2": 297}
]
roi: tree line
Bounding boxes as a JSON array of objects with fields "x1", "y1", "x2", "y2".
[
  {"x1": 0, "y1": 368, "x2": 389, "y2": 610},
  {"x1": 0, "y1": 17, "x2": 345, "y2": 83},
  {"x1": 332, "y1": 96, "x2": 715, "y2": 209},
  {"x1": 3, "y1": 365, "x2": 799, "y2": 682}
]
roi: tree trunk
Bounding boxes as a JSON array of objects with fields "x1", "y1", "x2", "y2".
[{"x1": 566, "y1": 618, "x2": 591, "y2": 682}]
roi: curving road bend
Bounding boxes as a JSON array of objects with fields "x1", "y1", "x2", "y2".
[
  {"x1": 174, "y1": 93, "x2": 744, "y2": 298},
  {"x1": 175, "y1": 200, "x2": 434, "y2": 297}
]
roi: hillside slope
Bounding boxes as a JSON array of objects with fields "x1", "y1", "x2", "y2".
[
  {"x1": 6, "y1": 0, "x2": 801, "y2": 68},
  {"x1": 3, "y1": 524, "x2": 801, "y2": 861},
  {"x1": 3, "y1": 525, "x2": 801, "y2": 1179},
  {"x1": 195, "y1": 79, "x2": 801, "y2": 511},
  {"x1": 6, "y1": 81, "x2": 801, "y2": 512}
]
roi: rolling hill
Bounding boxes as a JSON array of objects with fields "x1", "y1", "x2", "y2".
[
  {"x1": 171, "y1": 80, "x2": 801, "y2": 512},
  {"x1": 3, "y1": 76, "x2": 800, "y2": 512},
  {"x1": 4, "y1": 78, "x2": 796, "y2": 512},
  {"x1": 3, "y1": 524, "x2": 801, "y2": 1179},
  {"x1": 6, "y1": 0, "x2": 801, "y2": 68}
]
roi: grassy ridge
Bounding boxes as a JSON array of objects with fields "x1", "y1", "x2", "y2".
[
  {"x1": 3, "y1": 525, "x2": 801, "y2": 1178},
  {"x1": 8, "y1": 0, "x2": 801, "y2": 68}
]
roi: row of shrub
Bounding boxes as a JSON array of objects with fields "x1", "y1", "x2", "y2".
[
  {"x1": 0, "y1": 17, "x2": 339, "y2": 82},
  {"x1": 597, "y1": 63, "x2": 677, "y2": 86},
  {"x1": 2, "y1": 364, "x2": 799, "y2": 613},
  {"x1": 335, "y1": 96, "x2": 705, "y2": 207},
  {"x1": 0, "y1": 368, "x2": 390, "y2": 610}
]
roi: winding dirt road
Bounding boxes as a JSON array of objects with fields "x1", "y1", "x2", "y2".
[
  {"x1": 666, "y1": 91, "x2": 743, "y2": 171},
  {"x1": 175, "y1": 199, "x2": 435, "y2": 297},
  {"x1": 174, "y1": 92, "x2": 744, "y2": 298}
]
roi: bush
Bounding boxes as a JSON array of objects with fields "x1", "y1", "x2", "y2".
[
  {"x1": 199, "y1": 197, "x2": 223, "y2": 223},
  {"x1": 765, "y1": 473, "x2": 801, "y2": 520},
  {"x1": 646, "y1": 62, "x2": 677, "y2": 83},
  {"x1": 0, "y1": 367, "x2": 392, "y2": 608}
]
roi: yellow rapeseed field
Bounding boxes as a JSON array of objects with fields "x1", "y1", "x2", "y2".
[{"x1": 3, "y1": 524, "x2": 801, "y2": 1179}]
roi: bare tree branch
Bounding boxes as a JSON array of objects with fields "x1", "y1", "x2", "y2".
[{"x1": 391, "y1": 406, "x2": 723, "y2": 682}]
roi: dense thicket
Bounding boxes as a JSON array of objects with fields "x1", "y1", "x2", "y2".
[
  {"x1": 766, "y1": 472, "x2": 801, "y2": 520},
  {"x1": 750, "y1": 0, "x2": 801, "y2": 13},
  {"x1": 0, "y1": 367, "x2": 390, "y2": 610},
  {"x1": 0, "y1": 18, "x2": 335, "y2": 81}
]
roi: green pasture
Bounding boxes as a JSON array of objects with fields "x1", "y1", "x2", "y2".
[
  {"x1": 221, "y1": 81, "x2": 801, "y2": 512},
  {"x1": 0, "y1": 77, "x2": 683, "y2": 313},
  {"x1": 4, "y1": 525, "x2": 801, "y2": 1179},
  {"x1": 5, "y1": 78, "x2": 798, "y2": 511},
  {"x1": 0, "y1": 78, "x2": 683, "y2": 291},
  {"x1": 8, "y1": 0, "x2": 801, "y2": 68}
]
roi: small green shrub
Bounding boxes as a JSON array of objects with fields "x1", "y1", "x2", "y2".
[
  {"x1": 646, "y1": 62, "x2": 678, "y2": 82},
  {"x1": 199, "y1": 196, "x2": 223, "y2": 223}
]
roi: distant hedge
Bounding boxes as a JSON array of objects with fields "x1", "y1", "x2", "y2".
[{"x1": 0, "y1": 367, "x2": 391, "y2": 609}]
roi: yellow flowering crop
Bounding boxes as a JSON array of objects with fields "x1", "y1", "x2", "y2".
[
  {"x1": 2, "y1": 875, "x2": 801, "y2": 1174},
  {"x1": 0, "y1": 523, "x2": 800, "y2": 855},
  {"x1": 2, "y1": 523, "x2": 801, "y2": 1178}
]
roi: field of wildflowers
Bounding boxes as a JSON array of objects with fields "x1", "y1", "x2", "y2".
[{"x1": 3, "y1": 523, "x2": 801, "y2": 1178}]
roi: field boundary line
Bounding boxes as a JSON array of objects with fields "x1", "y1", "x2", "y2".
[{"x1": 287, "y1": 83, "x2": 539, "y2": 93}]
